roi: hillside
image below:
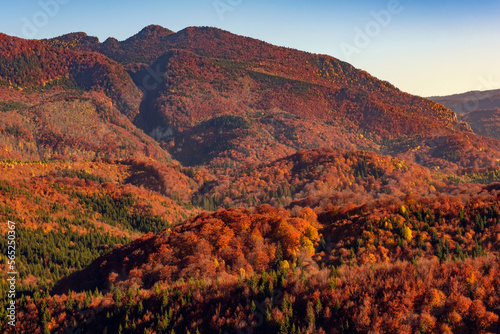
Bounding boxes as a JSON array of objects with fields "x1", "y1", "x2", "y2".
[
  {"x1": 0, "y1": 87, "x2": 172, "y2": 161},
  {"x1": 25, "y1": 189, "x2": 500, "y2": 333},
  {"x1": 1, "y1": 146, "x2": 500, "y2": 333}
]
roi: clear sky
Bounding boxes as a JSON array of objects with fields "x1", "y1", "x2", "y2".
[{"x1": 1, "y1": 0, "x2": 499, "y2": 97}]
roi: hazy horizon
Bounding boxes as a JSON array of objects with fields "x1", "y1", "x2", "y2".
[{"x1": 1, "y1": 0, "x2": 499, "y2": 97}]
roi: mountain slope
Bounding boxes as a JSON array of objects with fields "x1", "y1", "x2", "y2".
[
  {"x1": 97, "y1": 26, "x2": 470, "y2": 167},
  {"x1": 460, "y1": 108, "x2": 500, "y2": 140},
  {"x1": 0, "y1": 33, "x2": 171, "y2": 161},
  {"x1": 0, "y1": 33, "x2": 141, "y2": 117},
  {"x1": 429, "y1": 89, "x2": 500, "y2": 142},
  {"x1": 44, "y1": 26, "x2": 458, "y2": 137},
  {"x1": 39, "y1": 26, "x2": 500, "y2": 170},
  {"x1": 2, "y1": 25, "x2": 499, "y2": 167}
]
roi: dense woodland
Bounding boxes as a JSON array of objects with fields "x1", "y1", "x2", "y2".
[{"x1": 0, "y1": 26, "x2": 500, "y2": 333}]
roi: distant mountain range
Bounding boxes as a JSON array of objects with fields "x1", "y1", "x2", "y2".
[
  {"x1": 429, "y1": 89, "x2": 500, "y2": 114},
  {"x1": 429, "y1": 89, "x2": 500, "y2": 141}
]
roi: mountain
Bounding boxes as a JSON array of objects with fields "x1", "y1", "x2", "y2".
[
  {"x1": 429, "y1": 89, "x2": 500, "y2": 114},
  {"x1": 1, "y1": 26, "x2": 500, "y2": 334},
  {"x1": 0, "y1": 33, "x2": 170, "y2": 161},
  {"x1": 460, "y1": 108, "x2": 500, "y2": 140},
  {"x1": 45, "y1": 25, "x2": 176, "y2": 65},
  {"x1": 429, "y1": 89, "x2": 500, "y2": 142},
  {"x1": 42, "y1": 26, "x2": 500, "y2": 170},
  {"x1": 0, "y1": 33, "x2": 141, "y2": 116}
]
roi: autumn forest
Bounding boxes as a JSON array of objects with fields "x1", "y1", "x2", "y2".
[{"x1": 0, "y1": 25, "x2": 499, "y2": 333}]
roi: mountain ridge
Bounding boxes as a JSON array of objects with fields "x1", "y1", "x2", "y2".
[
  {"x1": 3, "y1": 27, "x2": 500, "y2": 169},
  {"x1": 429, "y1": 88, "x2": 500, "y2": 114}
]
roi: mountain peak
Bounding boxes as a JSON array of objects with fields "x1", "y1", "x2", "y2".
[
  {"x1": 132, "y1": 25, "x2": 174, "y2": 40},
  {"x1": 58, "y1": 32, "x2": 89, "y2": 39},
  {"x1": 44, "y1": 32, "x2": 100, "y2": 50}
]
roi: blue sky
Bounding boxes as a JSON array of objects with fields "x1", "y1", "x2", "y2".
[{"x1": 1, "y1": 0, "x2": 499, "y2": 96}]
